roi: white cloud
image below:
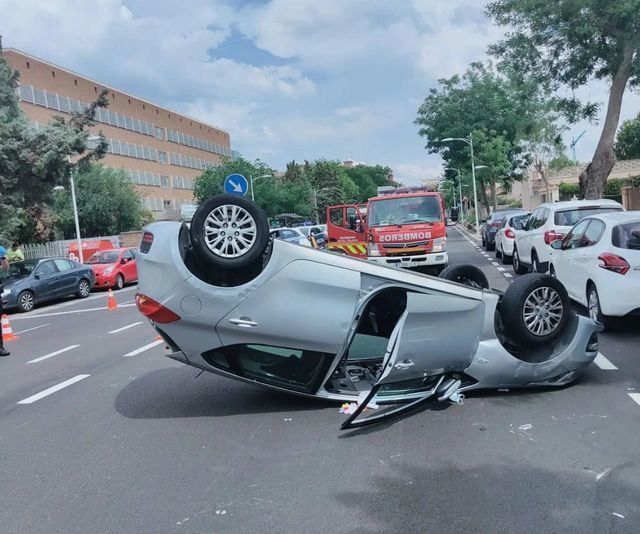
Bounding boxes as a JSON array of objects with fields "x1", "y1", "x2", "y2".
[{"x1": 394, "y1": 162, "x2": 444, "y2": 186}]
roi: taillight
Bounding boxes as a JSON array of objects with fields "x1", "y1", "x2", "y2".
[
  {"x1": 544, "y1": 231, "x2": 564, "y2": 245},
  {"x1": 140, "y1": 231, "x2": 154, "y2": 253},
  {"x1": 135, "y1": 293, "x2": 181, "y2": 323},
  {"x1": 505, "y1": 228, "x2": 515, "y2": 239},
  {"x1": 598, "y1": 253, "x2": 629, "y2": 275}
]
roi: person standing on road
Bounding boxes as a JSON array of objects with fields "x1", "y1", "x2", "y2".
[
  {"x1": 0, "y1": 246, "x2": 10, "y2": 357},
  {"x1": 7, "y1": 242, "x2": 24, "y2": 263}
]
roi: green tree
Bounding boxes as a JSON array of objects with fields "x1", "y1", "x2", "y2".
[
  {"x1": 52, "y1": 165, "x2": 150, "y2": 237},
  {"x1": 344, "y1": 164, "x2": 393, "y2": 202},
  {"x1": 0, "y1": 46, "x2": 108, "y2": 243},
  {"x1": 487, "y1": 0, "x2": 640, "y2": 199},
  {"x1": 194, "y1": 156, "x2": 274, "y2": 202},
  {"x1": 415, "y1": 62, "x2": 562, "y2": 213},
  {"x1": 472, "y1": 131, "x2": 513, "y2": 212},
  {"x1": 548, "y1": 154, "x2": 579, "y2": 171},
  {"x1": 615, "y1": 113, "x2": 640, "y2": 160}
]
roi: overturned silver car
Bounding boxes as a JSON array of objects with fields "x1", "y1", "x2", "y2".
[{"x1": 135, "y1": 195, "x2": 601, "y2": 429}]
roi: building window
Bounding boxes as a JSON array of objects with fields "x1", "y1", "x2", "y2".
[
  {"x1": 26, "y1": 61, "x2": 30, "y2": 69},
  {"x1": 117, "y1": 114, "x2": 127, "y2": 128},
  {"x1": 125, "y1": 116, "x2": 134, "y2": 130},
  {"x1": 160, "y1": 176, "x2": 170, "y2": 188},
  {"x1": 142, "y1": 104, "x2": 146, "y2": 110},
  {"x1": 59, "y1": 96, "x2": 70, "y2": 113},
  {"x1": 45, "y1": 91, "x2": 59, "y2": 110},
  {"x1": 163, "y1": 199, "x2": 172, "y2": 210},
  {"x1": 128, "y1": 99, "x2": 131, "y2": 104},
  {"x1": 74, "y1": 79, "x2": 78, "y2": 86},
  {"x1": 155, "y1": 127, "x2": 165, "y2": 140},
  {"x1": 158, "y1": 151, "x2": 167, "y2": 164},
  {"x1": 20, "y1": 85, "x2": 35, "y2": 103},
  {"x1": 51, "y1": 71, "x2": 55, "y2": 78}
]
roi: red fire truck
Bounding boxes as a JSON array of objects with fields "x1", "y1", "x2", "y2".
[{"x1": 326, "y1": 186, "x2": 448, "y2": 272}]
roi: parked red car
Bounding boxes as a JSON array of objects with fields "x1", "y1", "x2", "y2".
[{"x1": 86, "y1": 248, "x2": 138, "y2": 290}]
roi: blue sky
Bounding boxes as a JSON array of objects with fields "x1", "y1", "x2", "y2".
[{"x1": 3, "y1": 0, "x2": 639, "y2": 184}]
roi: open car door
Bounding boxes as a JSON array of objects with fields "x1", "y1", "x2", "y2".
[{"x1": 341, "y1": 290, "x2": 484, "y2": 429}]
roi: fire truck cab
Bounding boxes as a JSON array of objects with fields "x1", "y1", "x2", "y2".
[{"x1": 327, "y1": 187, "x2": 448, "y2": 272}]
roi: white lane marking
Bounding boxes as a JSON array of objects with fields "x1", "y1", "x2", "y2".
[
  {"x1": 497, "y1": 267, "x2": 506, "y2": 272},
  {"x1": 11, "y1": 303, "x2": 137, "y2": 320},
  {"x1": 629, "y1": 393, "x2": 640, "y2": 407},
  {"x1": 123, "y1": 339, "x2": 163, "y2": 357},
  {"x1": 27, "y1": 345, "x2": 80, "y2": 364},
  {"x1": 594, "y1": 352, "x2": 618, "y2": 370},
  {"x1": 14, "y1": 324, "x2": 50, "y2": 335},
  {"x1": 17, "y1": 374, "x2": 90, "y2": 404},
  {"x1": 491, "y1": 262, "x2": 499, "y2": 266},
  {"x1": 109, "y1": 321, "x2": 142, "y2": 334},
  {"x1": 503, "y1": 273, "x2": 513, "y2": 278}
]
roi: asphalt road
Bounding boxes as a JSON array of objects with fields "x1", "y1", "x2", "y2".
[{"x1": 0, "y1": 233, "x2": 638, "y2": 534}]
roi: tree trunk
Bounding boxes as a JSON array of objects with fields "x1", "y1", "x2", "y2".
[
  {"x1": 579, "y1": 44, "x2": 634, "y2": 199},
  {"x1": 490, "y1": 178, "x2": 497, "y2": 210},
  {"x1": 478, "y1": 185, "x2": 491, "y2": 217}
]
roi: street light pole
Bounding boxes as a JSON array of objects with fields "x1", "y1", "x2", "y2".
[
  {"x1": 444, "y1": 168, "x2": 465, "y2": 224},
  {"x1": 65, "y1": 155, "x2": 84, "y2": 263},
  {"x1": 250, "y1": 174, "x2": 273, "y2": 202}
]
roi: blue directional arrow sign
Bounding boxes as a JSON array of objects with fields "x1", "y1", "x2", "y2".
[{"x1": 224, "y1": 173, "x2": 248, "y2": 196}]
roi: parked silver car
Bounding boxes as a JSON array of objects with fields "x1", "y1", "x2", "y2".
[{"x1": 135, "y1": 195, "x2": 602, "y2": 429}]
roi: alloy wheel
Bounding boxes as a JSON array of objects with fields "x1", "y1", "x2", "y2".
[
  {"x1": 79, "y1": 280, "x2": 90, "y2": 297},
  {"x1": 522, "y1": 286, "x2": 564, "y2": 336},
  {"x1": 19, "y1": 292, "x2": 34, "y2": 312},
  {"x1": 588, "y1": 288, "x2": 600, "y2": 323},
  {"x1": 204, "y1": 204, "x2": 257, "y2": 258}
]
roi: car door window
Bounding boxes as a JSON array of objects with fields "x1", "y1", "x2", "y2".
[
  {"x1": 35, "y1": 261, "x2": 57, "y2": 276},
  {"x1": 562, "y1": 219, "x2": 591, "y2": 249},
  {"x1": 54, "y1": 259, "x2": 73, "y2": 272},
  {"x1": 580, "y1": 220, "x2": 605, "y2": 247},
  {"x1": 527, "y1": 209, "x2": 540, "y2": 230},
  {"x1": 280, "y1": 229, "x2": 297, "y2": 239},
  {"x1": 122, "y1": 250, "x2": 134, "y2": 262},
  {"x1": 329, "y1": 207, "x2": 344, "y2": 226},
  {"x1": 538, "y1": 208, "x2": 550, "y2": 227}
]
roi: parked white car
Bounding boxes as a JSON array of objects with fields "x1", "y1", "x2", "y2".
[
  {"x1": 513, "y1": 199, "x2": 624, "y2": 275},
  {"x1": 494, "y1": 212, "x2": 530, "y2": 264},
  {"x1": 549, "y1": 211, "x2": 640, "y2": 326},
  {"x1": 270, "y1": 227, "x2": 312, "y2": 247}
]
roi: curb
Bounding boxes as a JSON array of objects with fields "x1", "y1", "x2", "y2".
[{"x1": 451, "y1": 223, "x2": 480, "y2": 243}]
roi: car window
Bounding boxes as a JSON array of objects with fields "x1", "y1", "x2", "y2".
[
  {"x1": 35, "y1": 260, "x2": 58, "y2": 276},
  {"x1": 280, "y1": 229, "x2": 297, "y2": 239},
  {"x1": 122, "y1": 250, "x2": 134, "y2": 261},
  {"x1": 53, "y1": 259, "x2": 74, "y2": 271},
  {"x1": 129, "y1": 249, "x2": 137, "y2": 259},
  {"x1": 554, "y1": 206, "x2": 622, "y2": 226},
  {"x1": 538, "y1": 208, "x2": 550, "y2": 227},
  {"x1": 612, "y1": 222, "x2": 640, "y2": 250},
  {"x1": 526, "y1": 209, "x2": 539, "y2": 230},
  {"x1": 346, "y1": 207, "x2": 358, "y2": 230},
  {"x1": 511, "y1": 214, "x2": 528, "y2": 230},
  {"x1": 580, "y1": 219, "x2": 606, "y2": 247},
  {"x1": 329, "y1": 207, "x2": 343, "y2": 227},
  {"x1": 562, "y1": 219, "x2": 591, "y2": 249}
]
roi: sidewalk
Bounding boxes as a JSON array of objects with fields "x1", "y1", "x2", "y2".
[{"x1": 451, "y1": 222, "x2": 480, "y2": 244}]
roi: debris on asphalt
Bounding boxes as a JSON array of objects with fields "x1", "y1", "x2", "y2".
[
  {"x1": 518, "y1": 423, "x2": 533, "y2": 431},
  {"x1": 612, "y1": 512, "x2": 625, "y2": 519}
]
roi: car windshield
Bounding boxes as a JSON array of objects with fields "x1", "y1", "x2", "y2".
[
  {"x1": 368, "y1": 196, "x2": 442, "y2": 227},
  {"x1": 612, "y1": 222, "x2": 640, "y2": 250},
  {"x1": 0, "y1": 260, "x2": 38, "y2": 280},
  {"x1": 554, "y1": 206, "x2": 622, "y2": 226},
  {"x1": 87, "y1": 251, "x2": 120, "y2": 264}
]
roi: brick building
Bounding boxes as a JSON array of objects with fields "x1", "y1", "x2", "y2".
[{"x1": 4, "y1": 48, "x2": 231, "y2": 220}]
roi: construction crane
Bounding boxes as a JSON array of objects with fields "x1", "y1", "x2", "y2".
[{"x1": 570, "y1": 130, "x2": 586, "y2": 162}]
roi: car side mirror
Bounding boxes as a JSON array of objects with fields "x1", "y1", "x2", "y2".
[
  {"x1": 550, "y1": 240, "x2": 563, "y2": 250},
  {"x1": 121, "y1": 258, "x2": 127, "y2": 264},
  {"x1": 34, "y1": 273, "x2": 40, "y2": 279}
]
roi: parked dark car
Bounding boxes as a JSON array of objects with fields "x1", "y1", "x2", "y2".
[
  {"x1": 481, "y1": 209, "x2": 526, "y2": 251},
  {"x1": 0, "y1": 258, "x2": 96, "y2": 313}
]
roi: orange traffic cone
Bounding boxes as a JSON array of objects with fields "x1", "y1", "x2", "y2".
[
  {"x1": 1, "y1": 314, "x2": 19, "y2": 341},
  {"x1": 107, "y1": 289, "x2": 118, "y2": 311}
]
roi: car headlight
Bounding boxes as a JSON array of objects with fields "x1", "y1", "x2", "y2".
[
  {"x1": 367, "y1": 243, "x2": 381, "y2": 257},
  {"x1": 1, "y1": 288, "x2": 10, "y2": 298},
  {"x1": 104, "y1": 266, "x2": 115, "y2": 275},
  {"x1": 432, "y1": 237, "x2": 446, "y2": 253}
]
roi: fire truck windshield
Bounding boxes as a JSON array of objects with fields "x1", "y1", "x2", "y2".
[{"x1": 368, "y1": 196, "x2": 442, "y2": 227}]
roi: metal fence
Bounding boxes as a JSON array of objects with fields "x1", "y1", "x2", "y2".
[{"x1": 22, "y1": 236, "x2": 121, "y2": 260}]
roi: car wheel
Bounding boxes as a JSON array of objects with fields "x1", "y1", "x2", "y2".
[
  {"x1": 77, "y1": 279, "x2": 91, "y2": 298},
  {"x1": 501, "y1": 273, "x2": 570, "y2": 345},
  {"x1": 16, "y1": 290, "x2": 35, "y2": 313},
  {"x1": 482, "y1": 235, "x2": 486, "y2": 249},
  {"x1": 587, "y1": 284, "x2": 611, "y2": 328},
  {"x1": 439, "y1": 264, "x2": 489, "y2": 289},
  {"x1": 487, "y1": 239, "x2": 495, "y2": 252},
  {"x1": 190, "y1": 194, "x2": 270, "y2": 270},
  {"x1": 495, "y1": 244, "x2": 502, "y2": 259},
  {"x1": 532, "y1": 250, "x2": 545, "y2": 274},
  {"x1": 115, "y1": 274, "x2": 125, "y2": 290},
  {"x1": 512, "y1": 247, "x2": 528, "y2": 275},
  {"x1": 501, "y1": 247, "x2": 511, "y2": 265}
]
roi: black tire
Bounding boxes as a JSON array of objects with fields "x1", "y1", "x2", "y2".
[
  {"x1": 190, "y1": 194, "x2": 270, "y2": 270},
  {"x1": 531, "y1": 250, "x2": 545, "y2": 274},
  {"x1": 487, "y1": 239, "x2": 495, "y2": 252},
  {"x1": 495, "y1": 245, "x2": 502, "y2": 259},
  {"x1": 439, "y1": 264, "x2": 489, "y2": 289},
  {"x1": 433, "y1": 264, "x2": 447, "y2": 276},
  {"x1": 587, "y1": 283, "x2": 612, "y2": 329},
  {"x1": 77, "y1": 279, "x2": 91, "y2": 298},
  {"x1": 501, "y1": 273, "x2": 570, "y2": 345},
  {"x1": 481, "y1": 235, "x2": 487, "y2": 249},
  {"x1": 115, "y1": 274, "x2": 125, "y2": 290},
  {"x1": 16, "y1": 290, "x2": 35, "y2": 313},
  {"x1": 501, "y1": 247, "x2": 511, "y2": 265},
  {"x1": 512, "y1": 247, "x2": 528, "y2": 275}
]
